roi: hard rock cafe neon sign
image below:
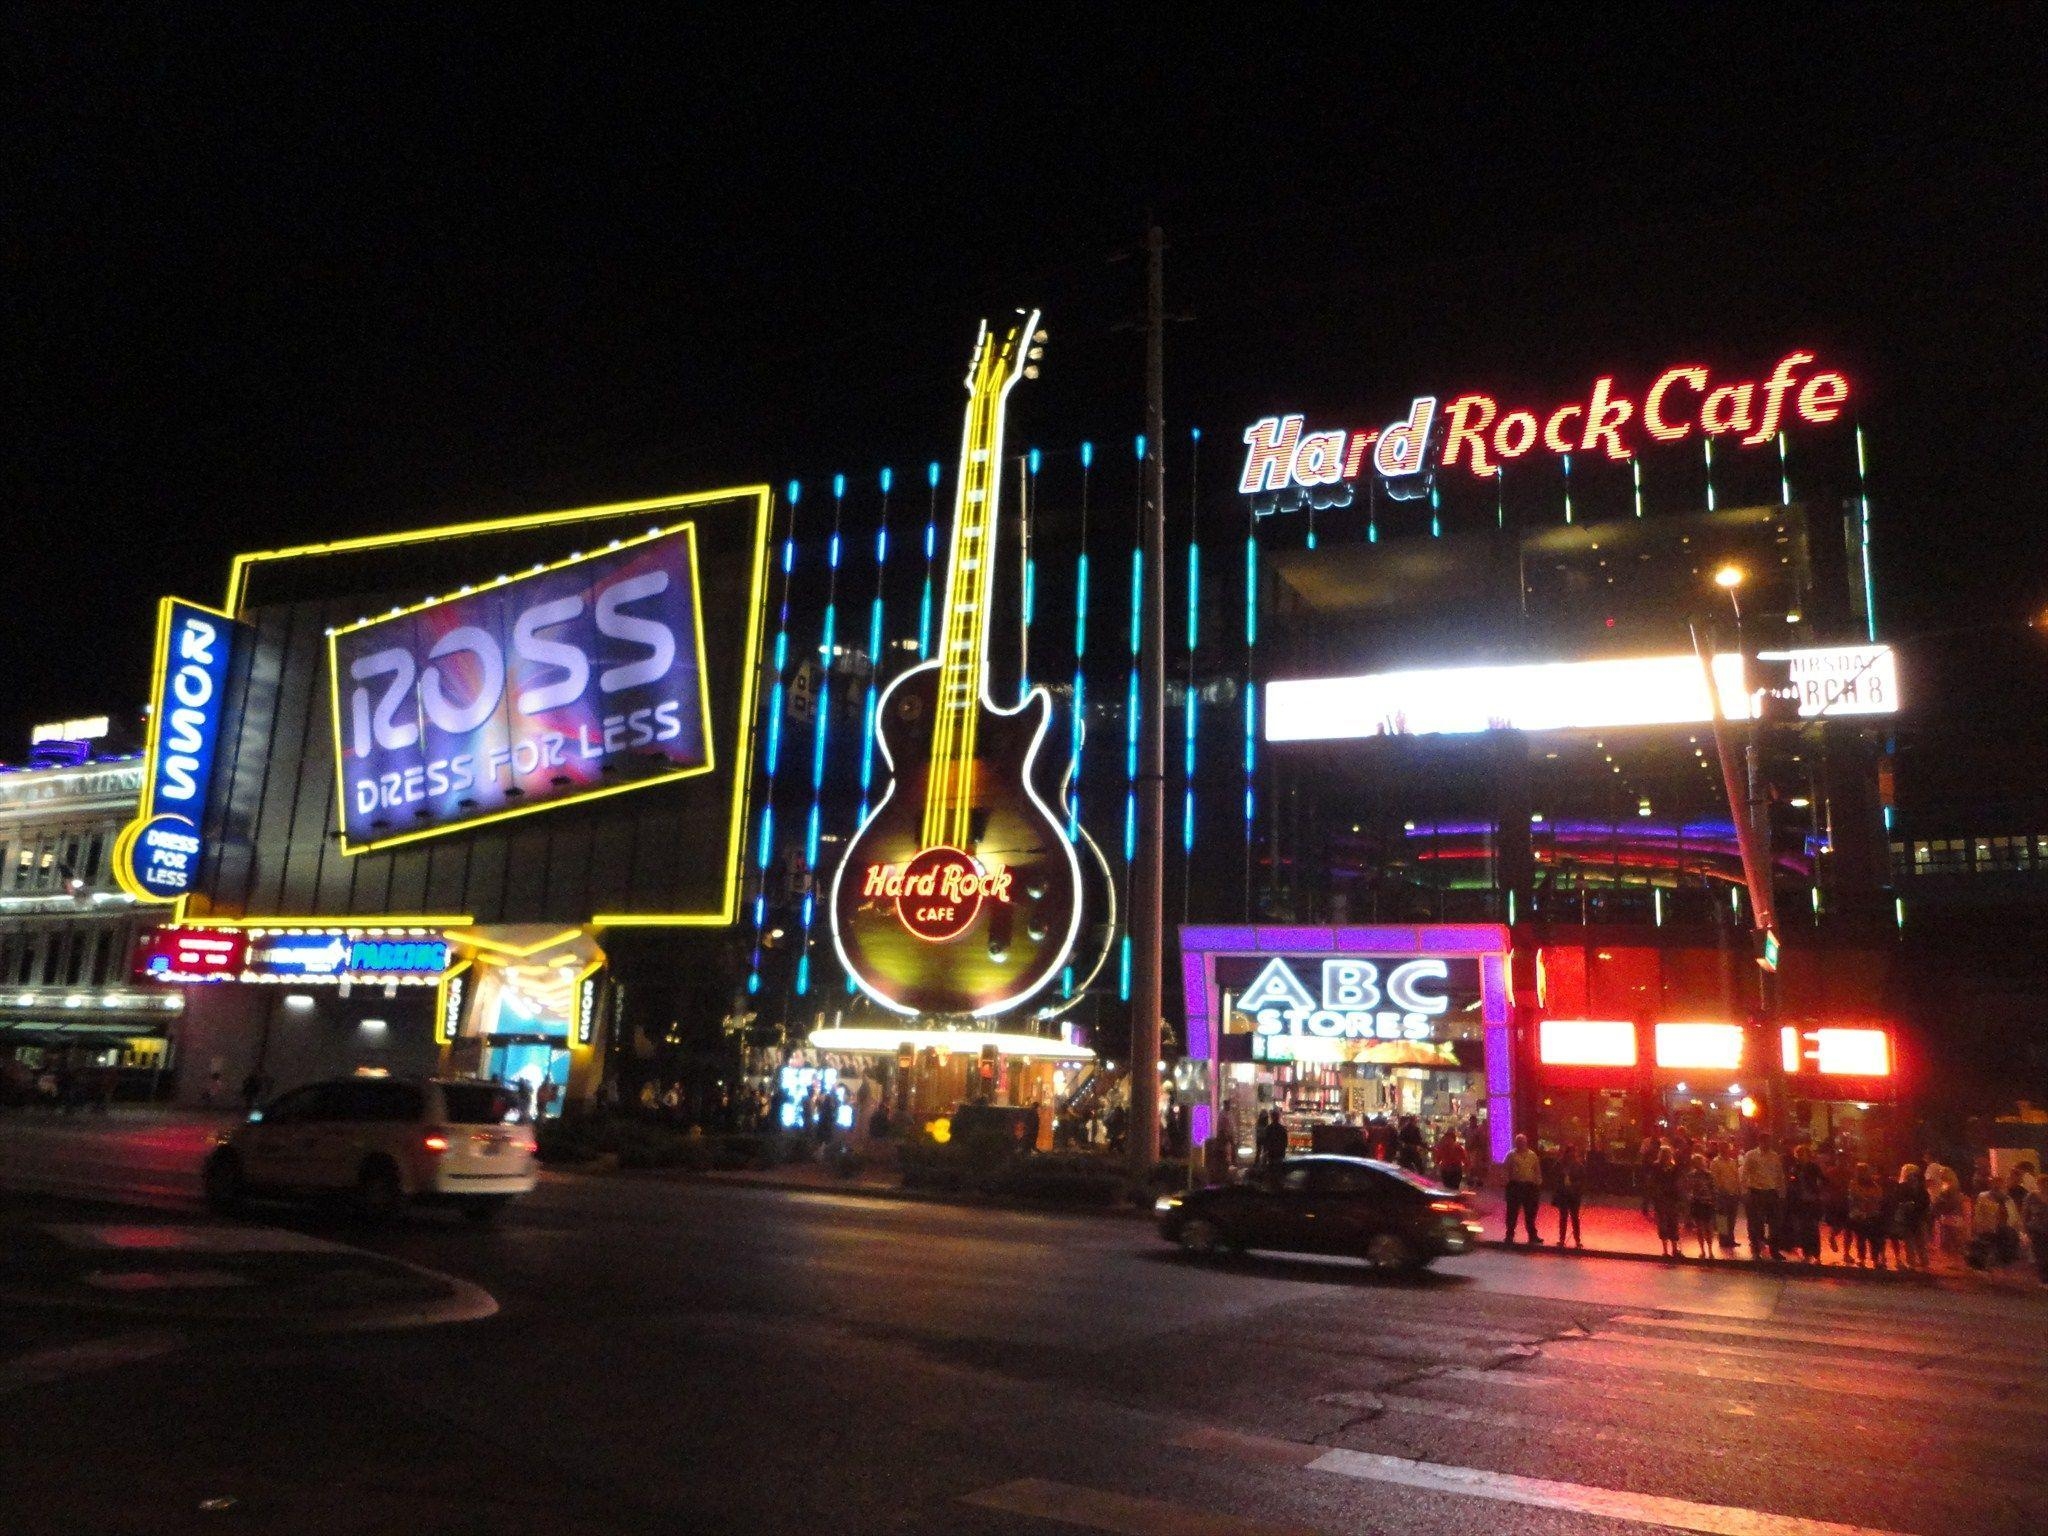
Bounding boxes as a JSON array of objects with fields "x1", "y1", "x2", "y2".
[
  {"x1": 860, "y1": 848, "x2": 1015, "y2": 943},
  {"x1": 1240, "y1": 350, "x2": 1852, "y2": 498}
]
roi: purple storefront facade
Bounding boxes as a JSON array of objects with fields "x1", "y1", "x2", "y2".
[{"x1": 1179, "y1": 923, "x2": 1517, "y2": 1164}]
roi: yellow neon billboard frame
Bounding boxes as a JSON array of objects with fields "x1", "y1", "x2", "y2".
[
  {"x1": 324, "y1": 519, "x2": 719, "y2": 856},
  {"x1": 205, "y1": 484, "x2": 771, "y2": 931}
]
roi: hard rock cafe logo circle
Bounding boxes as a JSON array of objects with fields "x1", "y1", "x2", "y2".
[{"x1": 860, "y1": 846, "x2": 1015, "y2": 943}]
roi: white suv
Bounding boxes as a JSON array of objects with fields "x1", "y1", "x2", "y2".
[{"x1": 203, "y1": 1076, "x2": 538, "y2": 1223}]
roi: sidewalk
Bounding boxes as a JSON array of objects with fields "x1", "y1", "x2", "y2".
[{"x1": 1461, "y1": 1182, "x2": 2032, "y2": 1288}]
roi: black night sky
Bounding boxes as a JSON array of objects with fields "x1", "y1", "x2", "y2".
[{"x1": 8, "y1": 11, "x2": 2044, "y2": 776}]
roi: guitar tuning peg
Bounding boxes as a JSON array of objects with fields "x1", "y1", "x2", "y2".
[
  {"x1": 1023, "y1": 365, "x2": 1040, "y2": 379},
  {"x1": 1028, "y1": 346, "x2": 1044, "y2": 360},
  {"x1": 1033, "y1": 329, "x2": 1048, "y2": 343}
]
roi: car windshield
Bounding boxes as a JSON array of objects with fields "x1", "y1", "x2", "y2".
[{"x1": 439, "y1": 1083, "x2": 521, "y2": 1124}]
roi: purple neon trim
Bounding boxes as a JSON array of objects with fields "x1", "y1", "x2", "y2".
[
  {"x1": 1178, "y1": 924, "x2": 1257, "y2": 952},
  {"x1": 1418, "y1": 925, "x2": 1512, "y2": 956},
  {"x1": 1479, "y1": 953, "x2": 1510, "y2": 1026},
  {"x1": 1192, "y1": 1102, "x2": 1214, "y2": 1146}
]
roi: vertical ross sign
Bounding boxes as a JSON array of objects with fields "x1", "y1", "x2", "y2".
[
  {"x1": 328, "y1": 524, "x2": 714, "y2": 852},
  {"x1": 117, "y1": 598, "x2": 239, "y2": 903}
]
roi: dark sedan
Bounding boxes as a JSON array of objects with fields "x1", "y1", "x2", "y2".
[{"x1": 1155, "y1": 1155, "x2": 1483, "y2": 1271}]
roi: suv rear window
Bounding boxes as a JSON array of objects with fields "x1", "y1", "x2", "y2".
[
  {"x1": 335, "y1": 1080, "x2": 426, "y2": 1123},
  {"x1": 439, "y1": 1083, "x2": 520, "y2": 1125}
]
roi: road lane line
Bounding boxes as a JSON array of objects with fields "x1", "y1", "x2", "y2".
[
  {"x1": 1306, "y1": 1446, "x2": 1912, "y2": 1536},
  {"x1": 962, "y1": 1477, "x2": 1322, "y2": 1536}
]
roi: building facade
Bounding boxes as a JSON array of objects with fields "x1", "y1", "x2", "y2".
[{"x1": 0, "y1": 733, "x2": 182, "y2": 1099}]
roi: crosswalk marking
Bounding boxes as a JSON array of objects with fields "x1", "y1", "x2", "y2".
[
  {"x1": 1548, "y1": 1332, "x2": 2044, "y2": 1398},
  {"x1": 1436, "y1": 1354, "x2": 2048, "y2": 1415},
  {"x1": 1608, "y1": 1311, "x2": 2048, "y2": 1364},
  {"x1": 1306, "y1": 1446, "x2": 1914, "y2": 1536}
]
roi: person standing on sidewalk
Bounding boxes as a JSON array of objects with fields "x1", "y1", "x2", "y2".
[
  {"x1": 1924, "y1": 1154, "x2": 1964, "y2": 1261},
  {"x1": 2022, "y1": 1180, "x2": 2048, "y2": 1286},
  {"x1": 1785, "y1": 1143, "x2": 1825, "y2": 1265},
  {"x1": 1502, "y1": 1134, "x2": 1543, "y2": 1245},
  {"x1": 1891, "y1": 1164, "x2": 1931, "y2": 1272},
  {"x1": 1647, "y1": 1145, "x2": 1684, "y2": 1259},
  {"x1": 1709, "y1": 1140, "x2": 1744, "y2": 1256},
  {"x1": 1822, "y1": 1149, "x2": 1854, "y2": 1260},
  {"x1": 1686, "y1": 1152, "x2": 1718, "y2": 1259},
  {"x1": 1433, "y1": 1126, "x2": 1468, "y2": 1191},
  {"x1": 1739, "y1": 1134, "x2": 1786, "y2": 1260},
  {"x1": 1848, "y1": 1161, "x2": 1887, "y2": 1268},
  {"x1": 1550, "y1": 1142, "x2": 1585, "y2": 1249}
]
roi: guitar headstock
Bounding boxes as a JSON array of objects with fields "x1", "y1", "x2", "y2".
[{"x1": 964, "y1": 308, "x2": 1047, "y2": 399}]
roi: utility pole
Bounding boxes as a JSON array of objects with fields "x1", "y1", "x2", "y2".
[{"x1": 1129, "y1": 222, "x2": 1167, "y2": 1175}]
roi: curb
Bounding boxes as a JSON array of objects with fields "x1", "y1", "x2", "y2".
[{"x1": 1477, "y1": 1236, "x2": 1948, "y2": 1284}]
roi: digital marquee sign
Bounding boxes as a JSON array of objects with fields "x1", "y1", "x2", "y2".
[
  {"x1": 115, "y1": 597, "x2": 241, "y2": 904},
  {"x1": 1241, "y1": 351, "x2": 1852, "y2": 499},
  {"x1": 135, "y1": 926, "x2": 248, "y2": 982},
  {"x1": 134, "y1": 925, "x2": 453, "y2": 985},
  {"x1": 1265, "y1": 645, "x2": 1899, "y2": 742},
  {"x1": 328, "y1": 524, "x2": 715, "y2": 853}
]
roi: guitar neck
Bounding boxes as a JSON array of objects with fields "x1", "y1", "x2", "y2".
[{"x1": 923, "y1": 316, "x2": 1034, "y2": 849}]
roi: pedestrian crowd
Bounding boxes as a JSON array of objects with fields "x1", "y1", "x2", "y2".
[{"x1": 1493, "y1": 1128, "x2": 2048, "y2": 1282}]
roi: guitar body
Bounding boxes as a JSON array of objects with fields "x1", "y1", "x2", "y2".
[{"x1": 831, "y1": 661, "x2": 1083, "y2": 1017}]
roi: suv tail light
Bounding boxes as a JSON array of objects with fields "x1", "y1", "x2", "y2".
[
  {"x1": 422, "y1": 1129, "x2": 451, "y2": 1154},
  {"x1": 1428, "y1": 1199, "x2": 1464, "y2": 1215}
]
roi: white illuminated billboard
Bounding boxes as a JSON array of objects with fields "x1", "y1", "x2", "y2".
[{"x1": 1265, "y1": 645, "x2": 1897, "y2": 742}]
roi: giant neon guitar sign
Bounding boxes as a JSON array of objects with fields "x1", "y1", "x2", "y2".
[{"x1": 830, "y1": 312, "x2": 1108, "y2": 1018}]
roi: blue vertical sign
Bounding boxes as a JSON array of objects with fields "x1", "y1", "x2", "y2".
[{"x1": 118, "y1": 597, "x2": 238, "y2": 903}]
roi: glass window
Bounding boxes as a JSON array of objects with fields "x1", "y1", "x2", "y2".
[
  {"x1": 90, "y1": 930, "x2": 112, "y2": 984},
  {"x1": 41, "y1": 936, "x2": 63, "y2": 985},
  {"x1": 439, "y1": 1082, "x2": 519, "y2": 1125},
  {"x1": 1306, "y1": 1160, "x2": 1380, "y2": 1194},
  {"x1": 83, "y1": 834, "x2": 104, "y2": 882},
  {"x1": 259, "y1": 1085, "x2": 329, "y2": 1124},
  {"x1": 64, "y1": 938, "x2": 85, "y2": 986},
  {"x1": 335, "y1": 1080, "x2": 426, "y2": 1122}
]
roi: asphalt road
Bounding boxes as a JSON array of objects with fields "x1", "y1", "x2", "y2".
[{"x1": 3, "y1": 1127, "x2": 2047, "y2": 1536}]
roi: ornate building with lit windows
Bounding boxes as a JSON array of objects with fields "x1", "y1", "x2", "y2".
[{"x1": 0, "y1": 723, "x2": 183, "y2": 1098}]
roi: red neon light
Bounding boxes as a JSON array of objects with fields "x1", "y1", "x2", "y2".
[
  {"x1": 1654, "y1": 1021, "x2": 1745, "y2": 1071},
  {"x1": 1781, "y1": 1025, "x2": 1891, "y2": 1077},
  {"x1": 1539, "y1": 1019, "x2": 1636, "y2": 1068},
  {"x1": 134, "y1": 926, "x2": 248, "y2": 982},
  {"x1": 1245, "y1": 352, "x2": 1851, "y2": 490}
]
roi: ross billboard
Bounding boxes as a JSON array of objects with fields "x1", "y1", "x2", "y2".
[{"x1": 327, "y1": 524, "x2": 714, "y2": 853}]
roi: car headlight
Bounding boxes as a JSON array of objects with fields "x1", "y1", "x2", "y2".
[{"x1": 1154, "y1": 1195, "x2": 1183, "y2": 1213}]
